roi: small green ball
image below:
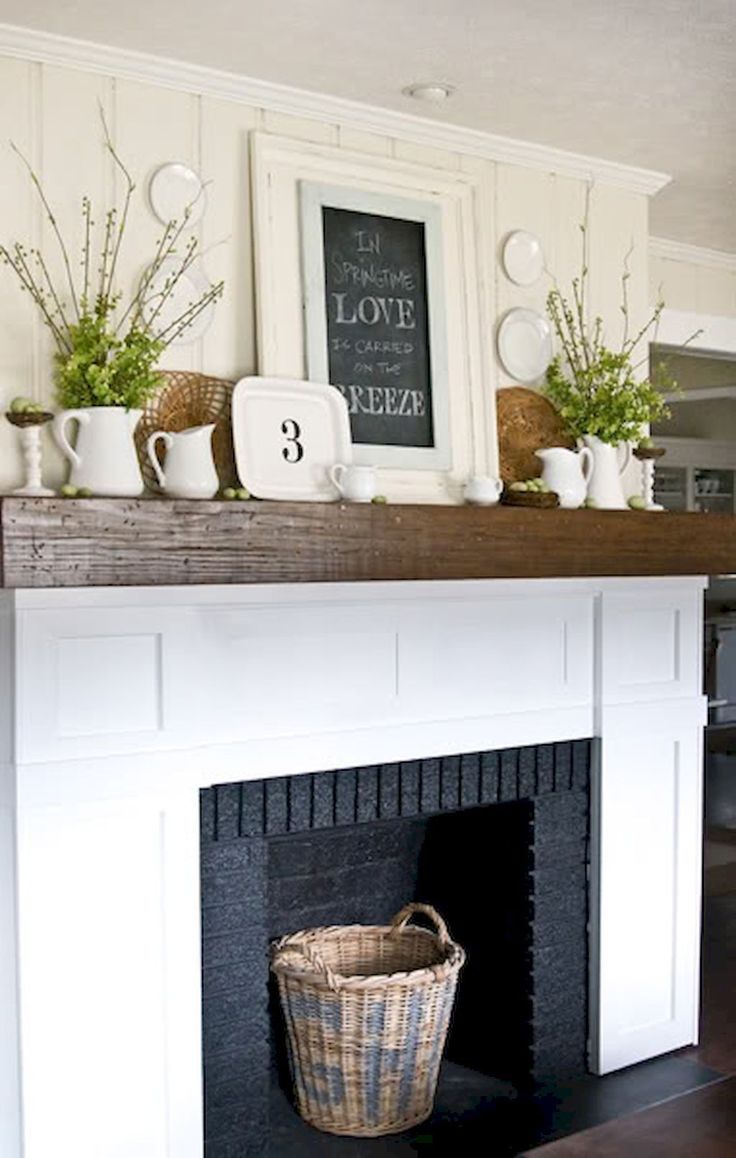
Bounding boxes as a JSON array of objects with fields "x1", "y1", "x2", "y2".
[
  {"x1": 222, "y1": 487, "x2": 237, "y2": 500},
  {"x1": 77, "y1": 487, "x2": 92, "y2": 498},
  {"x1": 628, "y1": 495, "x2": 647, "y2": 510},
  {"x1": 509, "y1": 481, "x2": 528, "y2": 492},
  {"x1": 60, "y1": 484, "x2": 78, "y2": 498},
  {"x1": 235, "y1": 487, "x2": 251, "y2": 501},
  {"x1": 9, "y1": 396, "x2": 33, "y2": 413},
  {"x1": 583, "y1": 497, "x2": 598, "y2": 509},
  {"x1": 371, "y1": 494, "x2": 388, "y2": 504}
]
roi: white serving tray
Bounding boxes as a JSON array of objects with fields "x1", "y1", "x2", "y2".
[{"x1": 232, "y1": 376, "x2": 352, "y2": 501}]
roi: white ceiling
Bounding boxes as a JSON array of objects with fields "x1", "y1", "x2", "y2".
[{"x1": 1, "y1": 0, "x2": 734, "y2": 251}]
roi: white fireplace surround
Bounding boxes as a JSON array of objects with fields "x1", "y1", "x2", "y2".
[{"x1": 0, "y1": 576, "x2": 706, "y2": 1158}]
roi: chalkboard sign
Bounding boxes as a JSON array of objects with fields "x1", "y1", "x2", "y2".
[
  {"x1": 321, "y1": 207, "x2": 434, "y2": 448},
  {"x1": 300, "y1": 183, "x2": 450, "y2": 471}
]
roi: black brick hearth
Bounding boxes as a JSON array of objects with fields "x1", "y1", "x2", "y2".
[{"x1": 200, "y1": 742, "x2": 590, "y2": 1158}]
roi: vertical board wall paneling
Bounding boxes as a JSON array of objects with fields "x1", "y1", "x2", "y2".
[
  {"x1": 38, "y1": 65, "x2": 114, "y2": 487},
  {"x1": 113, "y1": 78, "x2": 201, "y2": 373},
  {"x1": 551, "y1": 174, "x2": 588, "y2": 308},
  {"x1": 588, "y1": 184, "x2": 649, "y2": 355},
  {"x1": 0, "y1": 53, "x2": 657, "y2": 493},
  {"x1": 587, "y1": 185, "x2": 649, "y2": 497},
  {"x1": 460, "y1": 153, "x2": 497, "y2": 475},
  {"x1": 199, "y1": 97, "x2": 259, "y2": 379},
  {"x1": 0, "y1": 58, "x2": 34, "y2": 486},
  {"x1": 495, "y1": 163, "x2": 556, "y2": 328}
]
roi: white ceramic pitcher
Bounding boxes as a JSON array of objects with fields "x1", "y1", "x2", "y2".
[
  {"x1": 582, "y1": 434, "x2": 631, "y2": 510},
  {"x1": 536, "y1": 446, "x2": 593, "y2": 509},
  {"x1": 146, "y1": 424, "x2": 219, "y2": 499},
  {"x1": 53, "y1": 406, "x2": 144, "y2": 497}
]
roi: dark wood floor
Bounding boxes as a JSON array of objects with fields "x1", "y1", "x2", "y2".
[{"x1": 529, "y1": 893, "x2": 736, "y2": 1156}]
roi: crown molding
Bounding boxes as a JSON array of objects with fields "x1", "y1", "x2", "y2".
[
  {"x1": 0, "y1": 21, "x2": 670, "y2": 197},
  {"x1": 650, "y1": 237, "x2": 736, "y2": 273}
]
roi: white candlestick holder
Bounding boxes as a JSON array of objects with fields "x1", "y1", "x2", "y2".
[
  {"x1": 633, "y1": 445, "x2": 666, "y2": 511},
  {"x1": 6, "y1": 411, "x2": 56, "y2": 496}
]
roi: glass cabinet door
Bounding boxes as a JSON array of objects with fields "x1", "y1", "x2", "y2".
[
  {"x1": 694, "y1": 469, "x2": 735, "y2": 514},
  {"x1": 654, "y1": 466, "x2": 688, "y2": 511}
]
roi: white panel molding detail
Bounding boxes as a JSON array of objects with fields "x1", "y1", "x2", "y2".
[
  {"x1": 590, "y1": 704, "x2": 705, "y2": 1073},
  {"x1": 650, "y1": 237, "x2": 736, "y2": 273},
  {"x1": 0, "y1": 575, "x2": 708, "y2": 1156},
  {"x1": 0, "y1": 22, "x2": 670, "y2": 196}
]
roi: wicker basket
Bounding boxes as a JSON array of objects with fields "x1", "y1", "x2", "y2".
[{"x1": 270, "y1": 903, "x2": 465, "y2": 1138}]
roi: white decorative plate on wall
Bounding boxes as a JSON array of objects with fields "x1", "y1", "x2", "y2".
[
  {"x1": 497, "y1": 308, "x2": 553, "y2": 384},
  {"x1": 149, "y1": 162, "x2": 207, "y2": 226},
  {"x1": 501, "y1": 230, "x2": 545, "y2": 286},
  {"x1": 232, "y1": 377, "x2": 352, "y2": 501}
]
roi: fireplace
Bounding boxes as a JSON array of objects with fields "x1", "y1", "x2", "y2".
[
  {"x1": 200, "y1": 743, "x2": 591, "y2": 1156},
  {"x1": 0, "y1": 576, "x2": 706, "y2": 1158}
]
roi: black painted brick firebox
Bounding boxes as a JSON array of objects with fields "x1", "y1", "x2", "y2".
[{"x1": 200, "y1": 741, "x2": 591, "y2": 1158}]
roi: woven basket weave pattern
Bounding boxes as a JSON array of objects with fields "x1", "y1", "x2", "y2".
[{"x1": 271, "y1": 903, "x2": 465, "y2": 1137}]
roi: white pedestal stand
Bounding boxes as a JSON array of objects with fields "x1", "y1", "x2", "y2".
[
  {"x1": 634, "y1": 446, "x2": 665, "y2": 511},
  {"x1": 7, "y1": 414, "x2": 56, "y2": 497}
]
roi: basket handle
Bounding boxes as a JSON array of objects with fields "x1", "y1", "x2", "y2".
[
  {"x1": 272, "y1": 940, "x2": 341, "y2": 993},
  {"x1": 389, "y1": 903, "x2": 451, "y2": 946}
]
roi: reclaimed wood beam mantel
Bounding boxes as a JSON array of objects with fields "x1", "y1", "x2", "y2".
[{"x1": 0, "y1": 496, "x2": 734, "y2": 588}]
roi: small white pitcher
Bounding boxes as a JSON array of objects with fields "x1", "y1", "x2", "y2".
[
  {"x1": 329, "y1": 463, "x2": 376, "y2": 502},
  {"x1": 582, "y1": 435, "x2": 631, "y2": 510},
  {"x1": 53, "y1": 406, "x2": 144, "y2": 497},
  {"x1": 536, "y1": 446, "x2": 593, "y2": 509},
  {"x1": 146, "y1": 424, "x2": 219, "y2": 499}
]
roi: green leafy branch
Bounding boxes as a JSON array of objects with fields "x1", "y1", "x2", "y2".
[
  {"x1": 0, "y1": 106, "x2": 224, "y2": 410},
  {"x1": 544, "y1": 186, "x2": 699, "y2": 446}
]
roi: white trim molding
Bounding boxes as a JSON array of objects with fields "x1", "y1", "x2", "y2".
[
  {"x1": 0, "y1": 21, "x2": 670, "y2": 196},
  {"x1": 650, "y1": 237, "x2": 736, "y2": 273}
]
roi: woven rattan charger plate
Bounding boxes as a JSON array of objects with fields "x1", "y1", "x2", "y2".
[
  {"x1": 136, "y1": 371, "x2": 238, "y2": 493},
  {"x1": 496, "y1": 385, "x2": 574, "y2": 484}
]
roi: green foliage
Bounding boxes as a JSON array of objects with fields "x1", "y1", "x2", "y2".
[
  {"x1": 0, "y1": 111, "x2": 223, "y2": 410},
  {"x1": 54, "y1": 314, "x2": 164, "y2": 409},
  {"x1": 543, "y1": 193, "x2": 687, "y2": 446},
  {"x1": 545, "y1": 348, "x2": 673, "y2": 446}
]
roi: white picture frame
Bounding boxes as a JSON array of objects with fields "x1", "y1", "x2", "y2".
[
  {"x1": 299, "y1": 182, "x2": 451, "y2": 471},
  {"x1": 251, "y1": 133, "x2": 493, "y2": 503}
]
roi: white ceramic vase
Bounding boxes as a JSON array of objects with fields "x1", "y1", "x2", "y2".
[
  {"x1": 53, "y1": 406, "x2": 144, "y2": 497},
  {"x1": 582, "y1": 434, "x2": 631, "y2": 510}
]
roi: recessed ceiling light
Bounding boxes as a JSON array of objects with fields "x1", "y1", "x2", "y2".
[{"x1": 402, "y1": 82, "x2": 455, "y2": 104}]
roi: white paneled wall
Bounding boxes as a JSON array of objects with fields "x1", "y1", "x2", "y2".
[
  {"x1": 650, "y1": 253, "x2": 736, "y2": 318},
  {"x1": 0, "y1": 54, "x2": 652, "y2": 491}
]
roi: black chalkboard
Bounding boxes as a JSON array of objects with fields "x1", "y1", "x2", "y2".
[{"x1": 321, "y1": 206, "x2": 434, "y2": 448}]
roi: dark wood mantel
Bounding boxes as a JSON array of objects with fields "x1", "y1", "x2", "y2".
[{"x1": 1, "y1": 496, "x2": 734, "y2": 589}]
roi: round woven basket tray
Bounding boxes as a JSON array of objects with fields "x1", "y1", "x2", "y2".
[
  {"x1": 135, "y1": 370, "x2": 238, "y2": 493},
  {"x1": 271, "y1": 903, "x2": 465, "y2": 1138},
  {"x1": 496, "y1": 385, "x2": 574, "y2": 483}
]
